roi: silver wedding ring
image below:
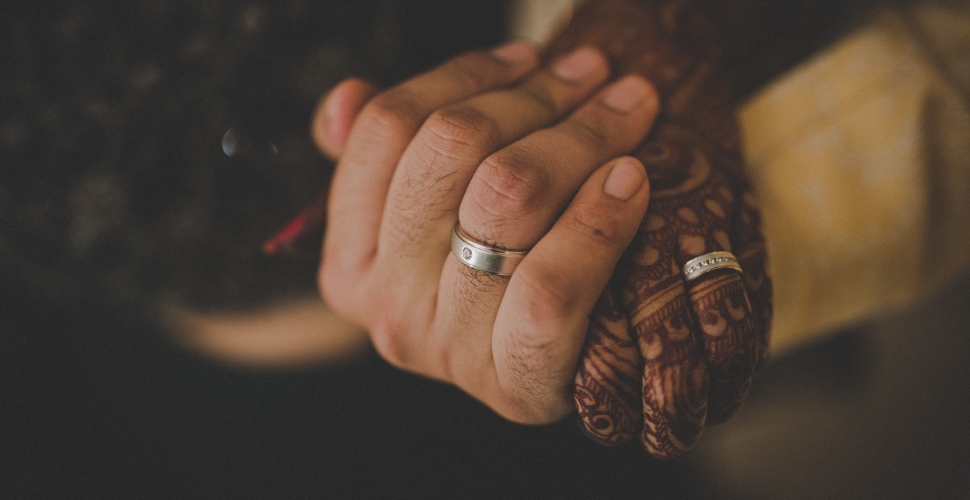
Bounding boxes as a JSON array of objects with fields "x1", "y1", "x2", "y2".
[
  {"x1": 682, "y1": 251, "x2": 742, "y2": 283},
  {"x1": 451, "y1": 223, "x2": 529, "y2": 276}
]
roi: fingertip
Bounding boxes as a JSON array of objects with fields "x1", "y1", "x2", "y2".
[
  {"x1": 551, "y1": 45, "x2": 610, "y2": 83},
  {"x1": 491, "y1": 39, "x2": 540, "y2": 68},
  {"x1": 599, "y1": 74, "x2": 659, "y2": 115},
  {"x1": 312, "y1": 78, "x2": 379, "y2": 159}
]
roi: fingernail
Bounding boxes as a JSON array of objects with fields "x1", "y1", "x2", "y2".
[
  {"x1": 492, "y1": 40, "x2": 537, "y2": 64},
  {"x1": 603, "y1": 158, "x2": 646, "y2": 201},
  {"x1": 600, "y1": 75, "x2": 652, "y2": 113},
  {"x1": 553, "y1": 46, "x2": 604, "y2": 82}
]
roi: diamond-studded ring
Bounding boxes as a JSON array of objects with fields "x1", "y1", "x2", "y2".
[
  {"x1": 450, "y1": 222, "x2": 529, "y2": 276},
  {"x1": 681, "y1": 251, "x2": 743, "y2": 283}
]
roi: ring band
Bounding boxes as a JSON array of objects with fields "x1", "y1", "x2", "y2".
[
  {"x1": 682, "y1": 251, "x2": 742, "y2": 283},
  {"x1": 451, "y1": 223, "x2": 529, "y2": 276}
]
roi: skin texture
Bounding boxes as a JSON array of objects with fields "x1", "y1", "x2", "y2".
[
  {"x1": 272, "y1": 0, "x2": 774, "y2": 460},
  {"x1": 311, "y1": 41, "x2": 668, "y2": 425},
  {"x1": 546, "y1": 0, "x2": 772, "y2": 457}
]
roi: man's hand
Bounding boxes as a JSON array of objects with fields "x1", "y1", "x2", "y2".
[
  {"x1": 316, "y1": 42, "x2": 661, "y2": 423},
  {"x1": 283, "y1": 0, "x2": 774, "y2": 460}
]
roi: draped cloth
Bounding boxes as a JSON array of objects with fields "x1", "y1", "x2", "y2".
[
  {"x1": 740, "y1": 2, "x2": 970, "y2": 355},
  {"x1": 514, "y1": 0, "x2": 970, "y2": 355}
]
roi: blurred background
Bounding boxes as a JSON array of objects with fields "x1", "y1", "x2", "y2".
[{"x1": 2, "y1": 0, "x2": 968, "y2": 498}]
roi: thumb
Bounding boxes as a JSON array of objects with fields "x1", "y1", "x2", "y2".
[{"x1": 311, "y1": 78, "x2": 379, "y2": 159}]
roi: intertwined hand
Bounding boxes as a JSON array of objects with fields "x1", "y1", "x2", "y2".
[
  {"x1": 305, "y1": 43, "x2": 664, "y2": 424},
  {"x1": 548, "y1": 0, "x2": 773, "y2": 458},
  {"x1": 269, "y1": 0, "x2": 773, "y2": 460}
]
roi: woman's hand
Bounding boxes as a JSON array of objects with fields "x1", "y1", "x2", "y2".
[
  {"x1": 316, "y1": 42, "x2": 661, "y2": 423},
  {"x1": 547, "y1": 0, "x2": 773, "y2": 458}
]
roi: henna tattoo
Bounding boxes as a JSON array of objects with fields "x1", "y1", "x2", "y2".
[
  {"x1": 575, "y1": 289, "x2": 642, "y2": 444},
  {"x1": 550, "y1": 0, "x2": 773, "y2": 458},
  {"x1": 688, "y1": 271, "x2": 756, "y2": 424},
  {"x1": 634, "y1": 276, "x2": 708, "y2": 457}
]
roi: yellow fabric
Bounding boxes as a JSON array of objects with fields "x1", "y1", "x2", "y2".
[{"x1": 739, "y1": 3, "x2": 970, "y2": 355}]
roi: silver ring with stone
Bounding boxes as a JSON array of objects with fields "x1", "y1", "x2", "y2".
[
  {"x1": 682, "y1": 251, "x2": 743, "y2": 283},
  {"x1": 451, "y1": 222, "x2": 529, "y2": 276}
]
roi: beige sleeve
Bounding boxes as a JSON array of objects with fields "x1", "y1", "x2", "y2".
[{"x1": 739, "y1": 3, "x2": 970, "y2": 355}]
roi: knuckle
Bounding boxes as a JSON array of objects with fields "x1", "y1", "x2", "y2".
[
  {"x1": 361, "y1": 90, "x2": 424, "y2": 136},
  {"x1": 422, "y1": 106, "x2": 500, "y2": 159},
  {"x1": 472, "y1": 151, "x2": 548, "y2": 223}
]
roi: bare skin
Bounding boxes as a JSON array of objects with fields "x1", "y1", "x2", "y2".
[
  {"x1": 278, "y1": 0, "x2": 773, "y2": 459},
  {"x1": 301, "y1": 39, "x2": 666, "y2": 425}
]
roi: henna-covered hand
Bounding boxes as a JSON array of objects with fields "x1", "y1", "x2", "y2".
[{"x1": 548, "y1": 0, "x2": 773, "y2": 458}]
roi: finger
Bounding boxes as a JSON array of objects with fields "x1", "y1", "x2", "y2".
[
  {"x1": 574, "y1": 286, "x2": 643, "y2": 445},
  {"x1": 686, "y1": 269, "x2": 757, "y2": 425},
  {"x1": 320, "y1": 41, "x2": 538, "y2": 306},
  {"x1": 484, "y1": 157, "x2": 650, "y2": 424},
  {"x1": 628, "y1": 256, "x2": 708, "y2": 459},
  {"x1": 377, "y1": 46, "x2": 611, "y2": 276},
  {"x1": 670, "y1": 171, "x2": 759, "y2": 425},
  {"x1": 459, "y1": 74, "x2": 660, "y2": 250},
  {"x1": 311, "y1": 78, "x2": 380, "y2": 160},
  {"x1": 619, "y1": 183, "x2": 713, "y2": 457}
]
